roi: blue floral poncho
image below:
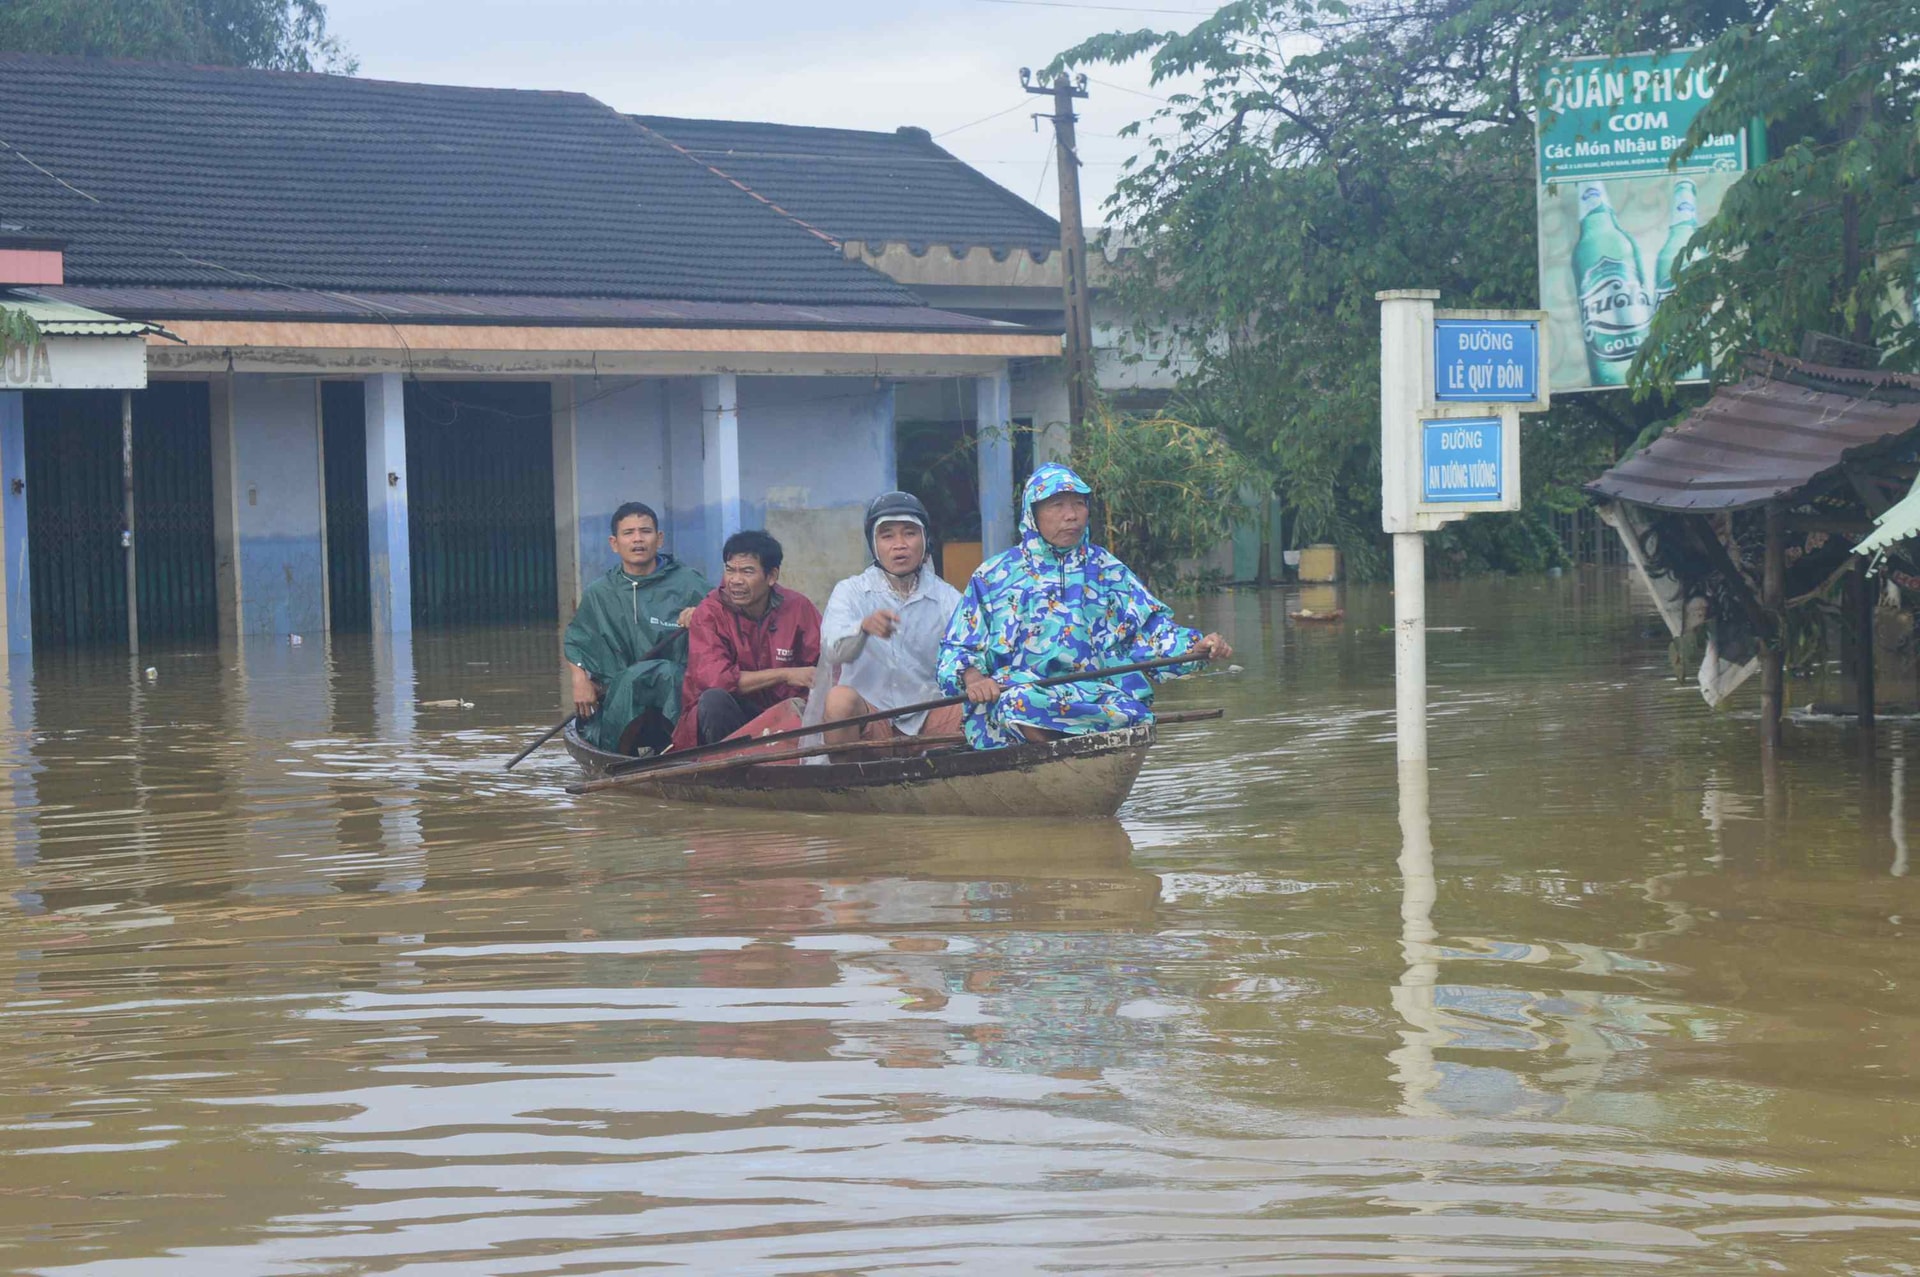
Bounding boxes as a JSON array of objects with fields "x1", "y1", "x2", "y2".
[{"x1": 936, "y1": 463, "x2": 1205, "y2": 749}]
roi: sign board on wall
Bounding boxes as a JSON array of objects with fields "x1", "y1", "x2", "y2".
[
  {"x1": 1421, "y1": 416, "x2": 1504, "y2": 502},
  {"x1": 1537, "y1": 49, "x2": 1751, "y2": 394},
  {"x1": 1433, "y1": 318, "x2": 1542, "y2": 404},
  {"x1": 0, "y1": 335, "x2": 148, "y2": 390}
]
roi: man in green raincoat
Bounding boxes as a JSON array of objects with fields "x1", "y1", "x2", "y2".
[{"x1": 564, "y1": 502, "x2": 709, "y2": 754}]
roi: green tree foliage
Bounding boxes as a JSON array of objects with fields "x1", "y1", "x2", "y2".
[
  {"x1": 1071, "y1": 405, "x2": 1259, "y2": 588},
  {"x1": 0, "y1": 305, "x2": 38, "y2": 346},
  {"x1": 0, "y1": 0, "x2": 353, "y2": 72},
  {"x1": 1052, "y1": 0, "x2": 1881, "y2": 576},
  {"x1": 1640, "y1": 0, "x2": 1920, "y2": 383}
]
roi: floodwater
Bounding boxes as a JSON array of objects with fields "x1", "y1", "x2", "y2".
[{"x1": 1, "y1": 573, "x2": 1916, "y2": 1276}]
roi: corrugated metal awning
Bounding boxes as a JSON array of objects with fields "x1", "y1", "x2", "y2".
[
  {"x1": 1855, "y1": 482, "x2": 1920, "y2": 557},
  {"x1": 1586, "y1": 376, "x2": 1920, "y2": 512},
  {"x1": 1, "y1": 289, "x2": 177, "y2": 340}
]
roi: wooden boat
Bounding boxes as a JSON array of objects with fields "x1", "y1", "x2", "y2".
[{"x1": 562, "y1": 720, "x2": 1158, "y2": 818}]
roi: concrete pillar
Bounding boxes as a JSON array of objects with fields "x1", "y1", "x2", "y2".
[
  {"x1": 701, "y1": 372, "x2": 741, "y2": 573},
  {"x1": 364, "y1": 373, "x2": 411, "y2": 634},
  {"x1": 208, "y1": 373, "x2": 243, "y2": 639},
  {"x1": 0, "y1": 391, "x2": 28, "y2": 654},
  {"x1": 551, "y1": 377, "x2": 580, "y2": 619},
  {"x1": 230, "y1": 374, "x2": 325, "y2": 636},
  {"x1": 976, "y1": 368, "x2": 1016, "y2": 557}
]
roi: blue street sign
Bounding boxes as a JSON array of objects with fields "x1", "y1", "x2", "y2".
[
  {"x1": 1434, "y1": 318, "x2": 1540, "y2": 402},
  {"x1": 1423, "y1": 417, "x2": 1503, "y2": 503}
]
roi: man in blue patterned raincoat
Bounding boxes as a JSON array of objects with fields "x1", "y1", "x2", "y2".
[{"x1": 936, "y1": 463, "x2": 1232, "y2": 749}]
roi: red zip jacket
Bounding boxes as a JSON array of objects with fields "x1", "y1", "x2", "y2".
[{"x1": 671, "y1": 586, "x2": 823, "y2": 751}]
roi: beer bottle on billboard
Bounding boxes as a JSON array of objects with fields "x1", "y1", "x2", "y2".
[
  {"x1": 1654, "y1": 179, "x2": 1705, "y2": 379},
  {"x1": 1654, "y1": 178, "x2": 1699, "y2": 303},
  {"x1": 1572, "y1": 181, "x2": 1654, "y2": 386}
]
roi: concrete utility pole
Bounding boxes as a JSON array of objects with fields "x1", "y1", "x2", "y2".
[{"x1": 1024, "y1": 68, "x2": 1094, "y2": 436}]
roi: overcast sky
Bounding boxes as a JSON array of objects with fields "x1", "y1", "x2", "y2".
[{"x1": 321, "y1": 0, "x2": 1217, "y2": 224}]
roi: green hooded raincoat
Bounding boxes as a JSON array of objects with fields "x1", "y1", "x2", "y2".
[{"x1": 564, "y1": 555, "x2": 709, "y2": 752}]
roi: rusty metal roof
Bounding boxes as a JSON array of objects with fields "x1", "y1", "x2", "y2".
[
  {"x1": 1586, "y1": 376, "x2": 1920, "y2": 512},
  {"x1": 1744, "y1": 352, "x2": 1920, "y2": 398}
]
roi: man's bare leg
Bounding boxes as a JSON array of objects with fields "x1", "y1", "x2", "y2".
[
  {"x1": 822, "y1": 685, "x2": 874, "y2": 755},
  {"x1": 1018, "y1": 724, "x2": 1065, "y2": 744}
]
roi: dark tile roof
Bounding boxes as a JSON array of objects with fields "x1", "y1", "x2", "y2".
[
  {"x1": 0, "y1": 54, "x2": 919, "y2": 307},
  {"x1": 632, "y1": 115, "x2": 1061, "y2": 258},
  {"x1": 31, "y1": 283, "x2": 1013, "y2": 331}
]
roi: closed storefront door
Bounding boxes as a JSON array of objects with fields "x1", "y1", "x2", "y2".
[
  {"x1": 403, "y1": 381, "x2": 556, "y2": 628},
  {"x1": 24, "y1": 382, "x2": 217, "y2": 648}
]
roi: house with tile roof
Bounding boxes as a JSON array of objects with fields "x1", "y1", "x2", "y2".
[
  {"x1": 634, "y1": 116, "x2": 1200, "y2": 567},
  {"x1": 0, "y1": 54, "x2": 1056, "y2": 651}
]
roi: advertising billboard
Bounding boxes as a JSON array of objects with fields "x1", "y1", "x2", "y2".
[{"x1": 1536, "y1": 50, "x2": 1749, "y2": 393}]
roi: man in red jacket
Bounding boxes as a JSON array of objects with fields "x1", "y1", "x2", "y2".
[{"x1": 672, "y1": 529, "x2": 823, "y2": 750}]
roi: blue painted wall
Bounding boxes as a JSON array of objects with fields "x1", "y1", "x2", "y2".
[
  {"x1": 665, "y1": 377, "x2": 710, "y2": 579},
  {"x1": 570, "y1": 376, "x2": 673, "y2": 592},
  {"x1": 231, "y1": 375, "x2": 325, "y2": 636},
  {"x1": 738, "y1": 376, "x2": 895, "y2": 529},
  {"x1": 0, "y1": 392, "x2": 28, "y2": 654}
]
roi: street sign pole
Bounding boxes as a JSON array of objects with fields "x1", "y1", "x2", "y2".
[{"x1": 1378, "y1": 289, "x2": 1548, "y2": 772}]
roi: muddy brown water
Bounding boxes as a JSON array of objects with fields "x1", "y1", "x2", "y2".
[{"x1": 1, "y1": 573, "x2": 1916, "y2": 1275}]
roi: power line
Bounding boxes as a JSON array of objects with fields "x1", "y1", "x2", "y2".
[
  {"x1": 1086, "y1": 75, "x2": 1175, "y2": 103},
  {"x1": 672, "y1": 145, "x2": 1123, "y2": 167},
  {"x1": 1030, "y1": 137, "x2": 1056, "y2": 206},
  {"x1": 933, "y1": 99, "x2": 1033, "y2": 139}
]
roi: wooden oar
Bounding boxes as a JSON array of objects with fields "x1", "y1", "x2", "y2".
[
  {"x1": 598, "y1": 650, "x2": 1211, "y2": 782},
  {"x1": 505, "y1": 713, "x2": 577, "y2": 771},
  {"x1": 504, "y1": 626, "x2": 688, "y2": 771}
]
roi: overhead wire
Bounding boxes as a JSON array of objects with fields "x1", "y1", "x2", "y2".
[
  {"x1": 1030, "y1": 135, "x2": 1057, "y2": 207},
  {"x1": 933, "y1": 99, "x2": 1034, "y2": 139}
]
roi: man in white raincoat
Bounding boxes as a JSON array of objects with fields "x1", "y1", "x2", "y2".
[{"x1": 816, "y1": 491, "x2": 965, "y2": 755}]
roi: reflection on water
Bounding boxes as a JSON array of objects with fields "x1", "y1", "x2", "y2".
[{"x1": 3, "y1": 574, "x2": 1919, "y2": 1274}]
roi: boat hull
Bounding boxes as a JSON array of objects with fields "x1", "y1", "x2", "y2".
[{"x1": 563, "y1": 722, "x2": 1153, "y2": 818}]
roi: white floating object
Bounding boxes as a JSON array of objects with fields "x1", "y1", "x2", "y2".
[
  {"x1": 287, "y1": 633, "x2": 303, "y2": 646},
  {"x1": 143, "y1": 666, "x2": 158, "y2": 681},
  {"x1": 1226, "y1": 664, "x2": 1244, "y2": 674}
]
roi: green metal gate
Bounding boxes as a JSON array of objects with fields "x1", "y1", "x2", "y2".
[
  {"x1": 404, "y1": 381, "x2": 556, "y2": 627},
  {"x1": 24, "y1": 383, "x2": 217, "y2": 648},
  {"x1": 320, "y1": 381, "x2": 371, "y2": 632}
]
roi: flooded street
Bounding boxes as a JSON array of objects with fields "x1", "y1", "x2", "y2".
[{"x1": 2, "y1": 572, "x2": 1916, "y2": 1275}]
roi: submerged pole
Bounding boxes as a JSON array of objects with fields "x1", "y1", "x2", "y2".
[
  {"x1": 1393, "y1": 531, "x2": 1427, "y2": 768},
  {"x1": 1856, "y1": 562, "x2": 1876, "y2": 729},
  {"x1": 1761, "y1": 501, "x2": 1784, "y2": 752},
  {"x1": 121, "y1": 389, "x2": 138, "y2": 657}
]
